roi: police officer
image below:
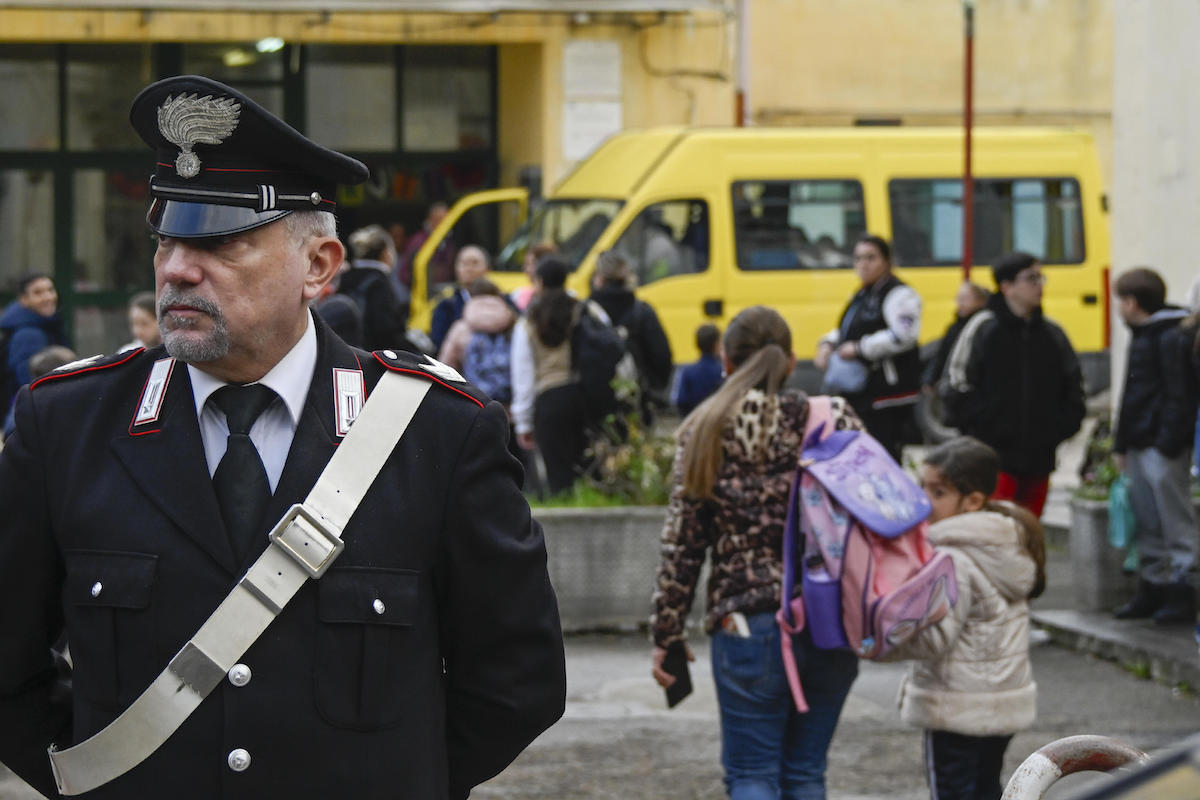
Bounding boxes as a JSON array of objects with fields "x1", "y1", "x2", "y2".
[{"x1": 0, "y1": 75, "x2": 565, "y2": 799}]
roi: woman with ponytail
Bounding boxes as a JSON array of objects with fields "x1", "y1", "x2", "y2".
[{"x1": 650, "y1": 306, "x2": 864, "y2": 800}]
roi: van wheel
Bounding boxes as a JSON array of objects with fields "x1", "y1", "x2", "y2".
[{"x1": 915, "y1": 391, "x2": 959, "y2": 444}]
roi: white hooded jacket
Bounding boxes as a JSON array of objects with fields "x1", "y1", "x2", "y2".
[{"x1": 892, "y1": 510, "x2": 1038, "y2": 736}]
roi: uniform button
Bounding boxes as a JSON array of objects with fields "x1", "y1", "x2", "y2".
[
  {"x1": 227, "y1": 748, "x2": 251, "y2": 772},
  {"x1": 372, "y1": 598, "x2": 386, "y2": 615},
  {"x1": 228, "y1": 663, "x2": 252, "y2": 687},
  {"x1": 90, "y1": 582, "x2": 103, "y2": 598},
  {"x1": 382, "y1": 350, "x2": 397, "y2": 360}
]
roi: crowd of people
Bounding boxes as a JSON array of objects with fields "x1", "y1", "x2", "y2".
[{"x1": 1, "y1": 77, "x2": 1197, "y2": 798}]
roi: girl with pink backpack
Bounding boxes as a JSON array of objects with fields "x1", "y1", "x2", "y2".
[
  {"x1": 889, "y1": 436, "x2": 1046, "y2": 800},
  {"x1": 650, "y1": 306, "x2": 864, "y2": 800}
]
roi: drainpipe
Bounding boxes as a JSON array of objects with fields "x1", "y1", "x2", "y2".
[
  {"x1": 962, "y1": 0, "x2": 975, "y2": 281},
  {"x1": 735, "y1": 0, "x2": 750, "y2": 126}
]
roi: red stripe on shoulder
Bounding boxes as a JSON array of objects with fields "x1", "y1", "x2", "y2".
[
  {"x1": 371, "y1": 353, "x2": 485, "y2": 409},
  {"x1": 31, "y1": 348, "x2": 145, "y2": 390}
]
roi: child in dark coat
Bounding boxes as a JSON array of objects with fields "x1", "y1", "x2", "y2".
[
  {"x1": 671, "y1": 323, "x2": 723, "y2": 416},
  {"x1": 1111, "y1": 267, "x2": 1198, "y2": 624}
]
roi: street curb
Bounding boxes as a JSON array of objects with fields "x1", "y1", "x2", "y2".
[{"x1": 1033, "y1": 609, "x2": 1200, "y2": 690}]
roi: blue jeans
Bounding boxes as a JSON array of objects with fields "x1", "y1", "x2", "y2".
[{"x1": 711, "y1": 612, "x2": 859, "y2": 800}]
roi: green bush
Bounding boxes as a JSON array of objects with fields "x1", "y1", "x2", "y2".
[
  {"x1": 530, "y1": 391, "x2": 677, "y2": 509},
  {"x1": 1076, "y1": 419, "x2": 1119, "y2": 501}
]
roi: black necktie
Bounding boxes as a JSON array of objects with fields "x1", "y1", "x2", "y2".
[{"x1": 211, "y1": 384, "x2": 278, "y2": 563}]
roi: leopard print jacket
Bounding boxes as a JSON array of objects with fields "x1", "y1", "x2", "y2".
[{"x1": 650, "y1": 389, "x2": 862, "y2": 647}]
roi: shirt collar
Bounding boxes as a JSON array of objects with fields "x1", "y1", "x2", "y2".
[{"x1": 188, "y1": 310, "x2": 318, "y2": 425}]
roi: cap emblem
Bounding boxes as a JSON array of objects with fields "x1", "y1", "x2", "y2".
[{"x1": 157, "y1": 93, "x2": 242, "y2": 179}]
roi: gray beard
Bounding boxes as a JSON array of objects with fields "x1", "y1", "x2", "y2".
[{"x1": 157, "y1": 288, "x2": 231, "y2": 363}]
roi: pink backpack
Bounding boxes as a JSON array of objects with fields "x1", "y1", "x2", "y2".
[{"x1": 776, "y1": 396, "x2": 957, "y2": 712}]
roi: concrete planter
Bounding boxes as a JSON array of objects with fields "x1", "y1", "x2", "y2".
[
  {"x1": 1069, "y1": 494, "x2": 1200, "y2": 612},
  {"x1": 1069, "y1": 496, "x2": 1135, "y2": 612},
  {"x1": 537, "y1": 506, "x2": 700, "y2": 632}
]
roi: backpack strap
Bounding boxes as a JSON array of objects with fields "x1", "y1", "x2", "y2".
[
  {"x1": 47, "y1": 371, "x2": 431, "y2": 795},
  {"x1": 776, "y1": 394, "x2": 835, "y2": 714}
]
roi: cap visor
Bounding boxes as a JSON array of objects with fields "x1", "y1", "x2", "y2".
[{"x1": 147, "y1": 199, "x2": 291, "y2": 238}]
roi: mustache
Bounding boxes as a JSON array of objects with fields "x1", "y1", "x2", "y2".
[{"x1": 157, "y1": 288, "x2": 222, "y2": 320}]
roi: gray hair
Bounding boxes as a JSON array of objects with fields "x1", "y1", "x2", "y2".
[
  {"x1": 347, "y1": 224, "x2": 395, "y2": 262},
  {"x1": 285, "y1": 210, "x2": 337, "y2": 245},
  {"x1": 595, "y1": 249, "x2": 633, "y2": 287}
]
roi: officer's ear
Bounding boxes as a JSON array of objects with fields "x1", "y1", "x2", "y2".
[{"x1": 301, "y1": 235, "x2": 345, "y2": 302}]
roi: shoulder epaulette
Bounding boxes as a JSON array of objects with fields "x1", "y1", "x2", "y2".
[
  {"x1": 30, "y1": 348, "x2": 145, "y2": 390},
  {"x1": 372, "y1": 349, "x2": 487, "y2": 408}
]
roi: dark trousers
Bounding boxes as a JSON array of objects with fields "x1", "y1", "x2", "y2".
[
  {"x1": 923, "y1": 729, "x2": 1013, "y2": 800},
  {"x1": 534, "y1": 383, "x2": 589, "y2": 495},
  {"x1": 850, "y1": 399, "x2": 912, "y2": 463}
]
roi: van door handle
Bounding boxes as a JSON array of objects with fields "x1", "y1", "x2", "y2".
[
  {"x1": 1082, "y1": 294, "x2": 1098, "y2": 305},
  {"x1": 703, "y1": 299, "x2": 723, "y2": 316}
]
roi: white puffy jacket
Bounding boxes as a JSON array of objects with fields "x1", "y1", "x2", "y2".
[{"x1": 893, "y1": 510, "x2": 1038, "y2": 736}]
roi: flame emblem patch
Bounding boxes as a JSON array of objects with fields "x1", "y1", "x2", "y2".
[{"x1": 157, "y1": 92, "x2": 242, "y2": 179}]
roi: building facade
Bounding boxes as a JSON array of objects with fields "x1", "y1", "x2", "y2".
[
  {"x1": 0, "y1": 1, "x2": 734, "y2": 353},
  {"x1": 1, "y1": 0, "x2": 1116, "y2": 355}
]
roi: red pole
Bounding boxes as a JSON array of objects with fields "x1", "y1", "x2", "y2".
[{"x1": 962, "y1": 0, "x2": 975, "y2": 281}]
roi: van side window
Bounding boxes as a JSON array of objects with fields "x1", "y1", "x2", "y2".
[
  {"x1": 889, "y1": 178, "x2": 1085, "y2": 267},
  {"x1": 611, "y1": 199, "x2": 709, "y2": 286},
  {"x1": 731, "y1": 180, "x2": 865, "y2": 271}
]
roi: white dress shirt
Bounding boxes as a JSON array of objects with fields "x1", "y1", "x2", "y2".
[{"x1": 189, "y1": 311, "x2": 318, "y2": 492}]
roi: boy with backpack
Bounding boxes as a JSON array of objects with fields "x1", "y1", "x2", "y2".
[{"x1": 1110, "y1": 268, "x2": 1198, "y2": 624}]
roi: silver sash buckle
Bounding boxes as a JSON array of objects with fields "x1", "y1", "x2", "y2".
[{"x1": 267, "y1": 503, "x2": 344, "y2": 578}]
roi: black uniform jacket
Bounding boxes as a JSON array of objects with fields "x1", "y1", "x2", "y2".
[{"x1": 0, "y1": 320, "x2": 566, "y2": 799}]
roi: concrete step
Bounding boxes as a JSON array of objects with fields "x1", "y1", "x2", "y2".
[{"x1": 1033, "y1": 609, "x2": 1200, "y2": 690}]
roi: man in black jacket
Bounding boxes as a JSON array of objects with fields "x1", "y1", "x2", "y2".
[
  {"x1": 1110, "y1": 268, "x2": 1197, "y2": 624},
  {"x1": 0, "y1": 75, "x2": 565, "y2": 799},
  {"x1": 589, "y1": 250, "x2": 673, "y2": 424},
  {"x1": 942, "y1": 252, "x2": 1086, "y2": 517}
]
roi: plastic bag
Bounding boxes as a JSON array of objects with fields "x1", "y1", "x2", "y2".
[
  {"x1": 821, "y1": 353, "x2": 869, "y2": 394},
  {"x1": 1108, "y1": 474, "x2": 1136, "y2": 549}
]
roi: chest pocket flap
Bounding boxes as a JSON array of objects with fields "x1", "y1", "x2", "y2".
[
  {"x1": 317, "y1": 566, "x2": 418, "y2": 627},
  {"x1": 65, "y1": 550, "x2": 158, "y2": 609}
]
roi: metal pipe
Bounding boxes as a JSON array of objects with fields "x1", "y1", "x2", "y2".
[
  {"x1": 962, "y1": 0, "x2": 975, "y2": 281},
  {"x1": 735, "y1": 0, "x2": 750, "y2": 126},
  {"x1": 1001, "y1": 735, "x2": 1150, "y2": 800}
]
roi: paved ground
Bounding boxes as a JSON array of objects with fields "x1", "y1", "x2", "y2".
[{"x1": 474, "y1": 633, "x2": 1199, "y2": 800}]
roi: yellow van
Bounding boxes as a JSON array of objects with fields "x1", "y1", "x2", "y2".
[{"x1": 410, "y1": 126, "x2": 1109, "y2": 381}]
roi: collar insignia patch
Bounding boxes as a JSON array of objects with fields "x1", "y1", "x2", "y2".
[
  {"x1": 157, "y1": 92, "x2": 242, "y2": 179},
  {"x1": 133, "y1": 357, "x2": 176, "y2": 427},
  {"x1": 420, "y1": 355, "x2": 465, "y2": 383}
]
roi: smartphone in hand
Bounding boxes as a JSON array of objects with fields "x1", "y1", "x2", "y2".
[{"x1": 662, "y1": 640, "x2": 693, "y2": 708}]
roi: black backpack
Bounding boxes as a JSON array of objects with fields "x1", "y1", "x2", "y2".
[{"x1": 570, "y1": 300, "x2": 629, "y2": 422}]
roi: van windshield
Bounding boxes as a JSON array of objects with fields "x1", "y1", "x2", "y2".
[{"x1": 495, "y1": 198, "x2": 623, "y2": 272}]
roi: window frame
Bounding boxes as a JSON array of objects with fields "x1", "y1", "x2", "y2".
[
  {"x1": 610, "y1": 197, "x2": 711, "y2": 287},
  {"x1": 730, "y1": 178, "x2": 867, "y2": 272},
  {"x1": 887, "y1": 175, "x2": 1087, "y2": 268}
]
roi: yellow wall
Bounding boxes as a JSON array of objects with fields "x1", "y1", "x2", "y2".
[
  {"x1": 0, "y1": 7, "x2": 737, "y2": 191},
  {"x1": 746, "y1": 0, "x2": 1113, "y2": 186},
  {"x1": 1, "y1": 2, "x2": 1112, "y2": 186}
]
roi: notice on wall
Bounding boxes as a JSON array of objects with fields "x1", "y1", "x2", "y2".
[
  {"x1": 563, "y1": 40, "x2": 622, "y2": 99},
  {"x1": 563, "y1": 100, "x2": 623, "y2": 161}
]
